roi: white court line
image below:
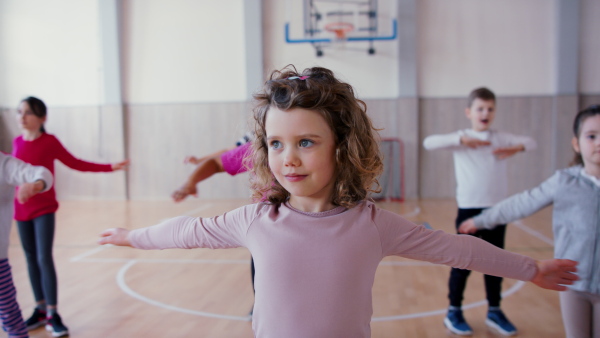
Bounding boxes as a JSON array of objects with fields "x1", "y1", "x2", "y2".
[
  {"x1": 372, "y1": 281, "x2": 525, "y2": 321},
  {"x1": 72, "y1": 201, "x2": 542, "y2": 323},
  {"x1": 116, "y1": 260, "x2": 252, "y2": 322},
  {"x1": 512, "y1": 220, "x2": 554, "y2": 245},
  {"x1": 70, "y1": 243, "x2": 111, "y2": 262},
  {"x1": 400, "y1": 205, "x2": 421, "y2": 218}
]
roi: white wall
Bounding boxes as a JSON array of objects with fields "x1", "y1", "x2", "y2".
[
  {"x1": 122, "y1": 0, "x2": 249, "y2": 104},
  {"x1": 0, "y1": 0, "x2": 101, "y2": 107},
  {"x1": 264, "y1": 0, "x2": 400, "y2": 99},
  {"x1": 417, "y1": 0, "x2": 556, "y2": 97},
  {"x1": 580, "y1": 0, "x2": 600, "y2": 94}
]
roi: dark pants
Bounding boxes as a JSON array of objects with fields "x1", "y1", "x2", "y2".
[
  {"x1": 17, "y1": 213, "x2": 58, "y2": 306},
  {"x1": 251, "y1": 257, "x2": 255, "y2": 293},
  {"x1": 448, "y1": 208, "x2": 506, "y2": 308}
]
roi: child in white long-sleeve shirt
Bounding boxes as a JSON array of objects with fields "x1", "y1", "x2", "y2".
[
  {"x1": 459, "y1": 104, "x2": 600, "y2": 338},
  {"x1": 423, "y1": 87, "x2": 537, "y2": 336},
  {"x1": 1, "y1": 152, "x2": 53, "y2": 338}
]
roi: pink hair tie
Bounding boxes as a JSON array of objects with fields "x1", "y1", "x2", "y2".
[{"x1": 288, "y1": 76, "x2": 310, "y2": 80}]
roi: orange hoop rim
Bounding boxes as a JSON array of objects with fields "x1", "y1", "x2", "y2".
[{"x1": 324, "y1": 22, "x2": 354, "y2": 39}]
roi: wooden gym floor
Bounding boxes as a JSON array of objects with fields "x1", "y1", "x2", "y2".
[{"x1": 4, "y1": 198, "x2": 563, "y2": 338}]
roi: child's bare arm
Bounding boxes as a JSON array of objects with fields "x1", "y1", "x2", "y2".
[
  {"x1": 460, "y1": 135, "x2": 491, "y2": 148},
  {"x1": 458, "y1": 218, "x2": 477, "y2": 234},
  {"x1": 493, "y1": 144, "x2": 525, "y2": 160},
  {"x1": 16, "y1": 179, "x2": 46, "y2": 204},
  {"x1": 98, "y1": 228, "x2": 132, "y2": 247},
  {"x1": 531, "y1": 259, "x2": 578, "y2": 291},
  {"x1": 111, "y1": 160, "x2": 130, "y2": 171}
]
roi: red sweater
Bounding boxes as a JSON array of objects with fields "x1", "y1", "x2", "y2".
[{"x1": 12, "y1": 133, "x2": 113, "y2": 221}]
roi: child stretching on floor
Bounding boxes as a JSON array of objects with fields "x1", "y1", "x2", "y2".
[
  {"x1": 13, "y1": 96, "x2": 129, "y2": 337},
  {"x1": 99, "y1": 67, "x2": 577, "y2": 338},
  {"x1": 171, "y1": 139, "x2": 255, "y2": 298},
  {"x1": 171, "y1": 141, "x2": 251, "y2": 202},
  {"x1": 423, "y1": 87, "x2": 537, "y2": 336},
  {"x1": 1, "y1": 152, "x2": 53, "y2": 338},
  {"x1": 459, "y1": 104, "x2": 600, "y2": 338}
]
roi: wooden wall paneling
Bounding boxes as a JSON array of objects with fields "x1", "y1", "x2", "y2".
[
  {"x1": 495, "y1": 96, "x2": 555, "y2": 194},
  {"x1": 364, "y1": 98, "x2": 419, "y2": 199},
  {"x1": 580, "y1": 94, "x2": 600, "y2": 110},
  {"x1": 46, "y1": 106, "x2": 126, "y2": 200},
  {"x1": 553, "y1": 95, "x2": 580, "y2": 170},
  {"x1": 0, "y1": 108, "x2": 20, "y2": 152},
  {"x1": 126, "y1": 102, "x2": 252, "y2": 200},
  {"x1": 418, "y1": 97, "x2": 466, "y2": 199}
]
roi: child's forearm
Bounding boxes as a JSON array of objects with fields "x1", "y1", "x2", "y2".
[{"x1": 128, "y1": 216, "x2": 200, "y2": 250}]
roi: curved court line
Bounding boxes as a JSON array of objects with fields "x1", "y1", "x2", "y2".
[
  {"x1": 116, "y1": 260, "x2": 252, "y2": 322},
  {"x1": 87, "y1": 201, "x2": 541, "y2": 323},
  {"x1": 512, "y1": 220, "x2": 554, "y2": 245},
  {"x1": 70, "y1": 243, "x2": 111, "y2": 262},
  {"x1": 399, "y1": 205, "x2": 421, "y2": 218},
  {"x1": 115, "y1": 258, "x2": 524, "y2": 322},
  {"x1": 372, "y1": 281, "x2": 525, "y2": 321}
]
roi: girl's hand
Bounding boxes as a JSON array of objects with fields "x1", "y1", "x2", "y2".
[
  {"x1": 458, "y1": 219, "x2": 478, "y2": 234},
  {"x1": 184, "y1": 155, "x2": 203, "y2": 165},
  {"x1": 531, "y1": 259, "x2": 579, "y2": 291},
  {"x1": 171, "y1": 183, "x2": 198, "y2": 202},
  {"x1": 493, "y1": 145, "x2": 525, "y2": 160},
  {"x1": 460, "y1": 136, "x2": 491, "y2": 148},
  {"x1": 98, "y1": 228, "x2": 132, "y2": 246},
  {"x1": 112, "y1": 160, "x2": 130, "y2": 171},
  {"x1": 16, "y1": 180, "x2": 45, "y2": 204}
]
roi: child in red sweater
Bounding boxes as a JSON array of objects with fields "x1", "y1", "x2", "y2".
[{"x1": 12, "y1": 96, "x2": 128, "y2": 337}]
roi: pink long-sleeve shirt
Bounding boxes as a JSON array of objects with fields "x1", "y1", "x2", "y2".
[
  {"x1": 129, "y1": 201, "x2": 537, "y2": 338},
  {"x1": 12, "y1": 134, "x2": 113, "y2": 221}
]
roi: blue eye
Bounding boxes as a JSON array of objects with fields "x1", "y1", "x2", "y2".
[
  {"x1": 270, "y1": 140, "x2": 282, "y2": 149},
  {"x1": 299, "y1": 139, "x2": 314, "y2": 147}
]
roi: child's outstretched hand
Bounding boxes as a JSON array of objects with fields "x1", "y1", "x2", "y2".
[
  {"x1": 493, "y1": 145, "x2": 525, "y2": 160},
  {"x1": 171, "y1": 183, "x2": 198, "y2": 202},
  {"x1": 458, "y1": 219, "x2": 478, "y2": 234},
  {"x1": 98, "y1": 228, "x2": 132, "y2": 246},
  {"x1": 16, "y1": 180, "x2": 45, "y2": 204},
  {"x1": 184, "y1": 155, "x2": 210, "y2": 165},
  {"x1": 460, "y1": 136, "x2": 491, "y2": 148},
  {"x1": 531, "y1": 259, "x2": 578, "y2": 291},
  {"x1": 112, "y1": 160, "x2": 130, "y2": 171}
]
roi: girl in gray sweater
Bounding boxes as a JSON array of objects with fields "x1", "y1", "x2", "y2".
[{"x1": 460, "y1": 105, "x2": 600, "y2": 338}]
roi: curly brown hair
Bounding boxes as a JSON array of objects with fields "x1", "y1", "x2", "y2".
[{"x1": 249, "y1": 66, "x2": 383, "y2": 209}]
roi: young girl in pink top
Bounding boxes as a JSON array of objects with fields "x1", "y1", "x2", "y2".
[
  {"x1": 13, "y1": 96, "x2": 128, "y2": 337},
  {"x1": 99, "y1": 67, "x2": 578, "y2": 338}
]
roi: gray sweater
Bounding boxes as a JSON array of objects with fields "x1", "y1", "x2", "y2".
[{"x1": 474, "y1": 166, "x2": 600, "y2": 295}]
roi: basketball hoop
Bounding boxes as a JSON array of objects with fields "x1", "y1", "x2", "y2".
[{"x1": 324, "y1": 22, "x2": 354, "y2": 41}]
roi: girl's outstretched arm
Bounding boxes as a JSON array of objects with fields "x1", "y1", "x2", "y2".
[
  {"x1": 98, "y1": 228, "x2": 132, "y2": 247},
  {"x1": 111, "y1": 160, "x2": 130, "y2": 171},
  {"x1": 532, "y1": 259, "x2": 578, "y2": 291}
]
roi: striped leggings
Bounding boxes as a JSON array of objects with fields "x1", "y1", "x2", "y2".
[{"x1": 0, "y1": 258, "x2": 28, "y2": 338}]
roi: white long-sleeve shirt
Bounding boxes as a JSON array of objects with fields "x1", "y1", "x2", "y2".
[
  {"x1": 0, "y1": 152, "x2": 53, "y2": 259},
  {"x1": 423, "y1": 129, "x2": 536, "y2": 208}
]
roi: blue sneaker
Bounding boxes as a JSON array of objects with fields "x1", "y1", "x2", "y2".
[
  {"x1": 486, "y1": 309, "x2": 517, "y2": 336},
  {"x1": 444, "y1": 308, "x2": 473, "y2": 336}
]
